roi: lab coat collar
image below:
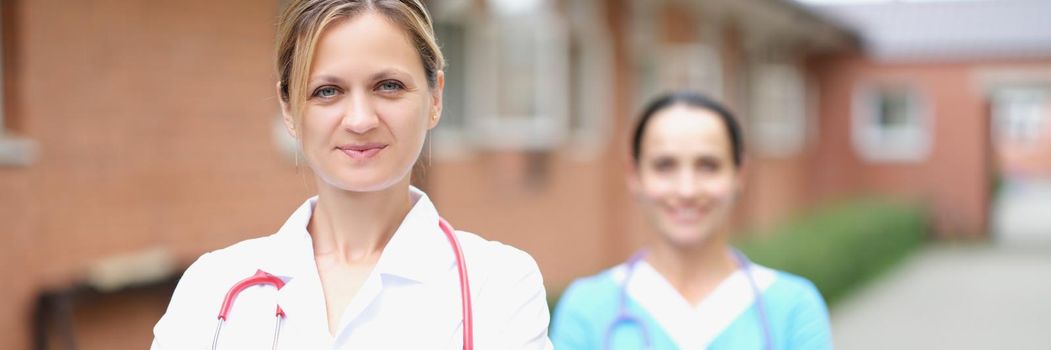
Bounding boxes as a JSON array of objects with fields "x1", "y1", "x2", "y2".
[
  {"x1": 269, "y1": 186, "x2": 454, "y2": 284},
  {"x1": 261, "y1": 197, "x2": 316, "y2": 279},
  {"x1": 374, "y1": 186, "x2": 455, "y2": 284},
  {"x1": 274, "y1": 196, "x2": 316, "y2": 242}
]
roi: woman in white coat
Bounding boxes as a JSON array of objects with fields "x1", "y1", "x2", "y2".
[{"x1": 151, "y1": 1, "x2": 552, "y2": 348}]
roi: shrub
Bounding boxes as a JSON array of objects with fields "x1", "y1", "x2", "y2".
[{"x1": 736, "y1": 198, "x2": 928, "y2": 306}]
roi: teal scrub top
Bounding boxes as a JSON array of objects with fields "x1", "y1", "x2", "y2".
[{"x1": 551, "y1": 260, "x2": 832, "y2": 350}]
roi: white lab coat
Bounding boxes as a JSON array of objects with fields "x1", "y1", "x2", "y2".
[{"x1": 152, "y1": 187, "x2": 553, "y2": 349}]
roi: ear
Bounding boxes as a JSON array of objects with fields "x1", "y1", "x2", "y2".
[
  {"x1": 277, "y1": 82, "x2": 297, "y2": 139},
  {"x1": 427, "y1": 71, "x2": 445, "y2": 130},
  {"x1": 624, "y1": 155, "x2": 642, "y2": 197},
  {"x1": 732, "y1": 162, "x2": 748, "y2": 200}
]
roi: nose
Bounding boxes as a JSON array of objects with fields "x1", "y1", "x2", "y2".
[
  {"x1": 340, "y1": 90, "x2": 379, "y2": 134},
  {"x1": 674, "y1": 168, "x2": 698, "y2": 199}
]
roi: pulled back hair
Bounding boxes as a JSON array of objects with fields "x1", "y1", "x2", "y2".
[
  {"x1": 275, "y1": 0, "x2": 445, "y2": 117},
  {"x1": 631, "y1": 91, "x2": 745, "y2": 168}
]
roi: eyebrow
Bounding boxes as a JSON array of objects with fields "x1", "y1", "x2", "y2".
[
  {"x1": 308, "y1": 68, "x2": 416, "y2": 87},
  {"x1": 369, "y1": 68, "x2": 414, "y2": 84},
  {"x1": 308, "y1": 75, "x2": 347, "y2": 87}
]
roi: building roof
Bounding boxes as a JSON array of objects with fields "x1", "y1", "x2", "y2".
[{"x1": 800, "y1": 0, "x2": 1051, "y2": 61}]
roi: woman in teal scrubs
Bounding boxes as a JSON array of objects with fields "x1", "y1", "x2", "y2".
[{"x1": 551, "y1": 91, "x2": 832, "y2": 350}]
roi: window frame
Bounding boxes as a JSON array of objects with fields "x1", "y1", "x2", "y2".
[
  {"x1": 0, "y1": 0, "x2": 35, "y2": 167},
  {"x1": 992, "y1": 86, "x2": 1048, "y2": 146},
  {"x1": 851, "y1": 82, "x2": 932, "y2": 163},
  {"x1": 430, "y1": 0, "x2": 574, "y2": 156},
  {"x1": 749, "y1": 62, "x2": 810, "y2": 157}
]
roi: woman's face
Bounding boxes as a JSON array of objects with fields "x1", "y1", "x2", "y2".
[
  {"x1": 282, "y1": 12, "x2": 442, "y2": 192},
  {"x1": 630, "y1": 105, "x2": 742, "y2": 248}
]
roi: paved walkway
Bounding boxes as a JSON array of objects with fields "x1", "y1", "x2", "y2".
[
  {"x1": 830, "y1": 243, "x2": 1051, "y2": 350},
  {"x1": 992, "y1": 180, "x2": 1051, "y2": 244}
]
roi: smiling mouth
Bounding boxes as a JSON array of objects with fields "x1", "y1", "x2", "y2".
[
  {"x1": 337, "y1": 144, "x2": 387, "y2": 160},
  {"x1": 666, "y1": 206, "x2": 708, "y2": 224}
]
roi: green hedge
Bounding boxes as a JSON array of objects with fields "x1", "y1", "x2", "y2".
[{"x1": 736, "y1": 198, "x2": 928, "y2": 306}]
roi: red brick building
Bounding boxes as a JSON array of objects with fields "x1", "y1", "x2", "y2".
[
  {"x1": 5, "y1": 0, "x2": 1047, "y2": 348},
  {"x1": 804, "y1": 0, "x2": 1051, "y2": 239}
]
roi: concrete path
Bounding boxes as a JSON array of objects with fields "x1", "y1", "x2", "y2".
[
  {"x1": 830, "y1": 244, "x2": 1051, "y2": 350},
  {"x1": 992, "y1": 180, "x2": 1051, "y2": 245}
]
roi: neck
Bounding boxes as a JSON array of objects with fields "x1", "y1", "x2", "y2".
[
  {"x1": 309, "y1": 177, "x2": 414, "y2": 265},
  {"x1": 645, "y1": 232, "x2": 736, "y2": 305}
]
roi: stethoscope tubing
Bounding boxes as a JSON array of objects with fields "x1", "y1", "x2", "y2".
[
  {"x1": 603, "y1": 248, "x2": 773, "y2": 350},
  {"x1": 209, "y1": 218, "x2": 473, "y2": 350}
]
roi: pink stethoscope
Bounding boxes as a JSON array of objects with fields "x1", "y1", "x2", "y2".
[
  {"x1": 210, "y1": 218, "x2": 473, "y2": 350},
  {"x1": 604, "y1": 249, "x2": 772, "y2": 350}
]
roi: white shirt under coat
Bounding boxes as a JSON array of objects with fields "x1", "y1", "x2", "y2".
[{"x1": 152, "y1": 187, "x2": 554, "y2": 349}]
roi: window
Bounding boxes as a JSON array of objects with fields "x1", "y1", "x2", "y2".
[
  {"x1": 635, "y1": 42, "x2": 722, "y2": 104},
  {"x1": 750, "y1": 63, "x2": 808, "y2": 157},
  {"x1": 430, "y1": 0, "x2": 572, "y2": 155},
  {"x1": 852, "y1": 84, "x2": 931, "y2": 162},
  {"x1": 430, "y1": 20, "x2": 471, "y2": 156},
  {"x1": 472, "y1": 0, "x2": 568, "y2": 150},
  {"x1": 564, "y1": 0, "x2": 613, "y2": 158},
  {"x1": 659, "y1": 43, "x2": 722, "y2": 100},
  {"x1": 993, "y1": 87, "x2": 1047, "y2": 146},
  {"x1": 0, "y1": 0, "x2": 34, "y2": 167},
  {"x1": 630, "y1": 1, "x2": 723, "y2": 117}
]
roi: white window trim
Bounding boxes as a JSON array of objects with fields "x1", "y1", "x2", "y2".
[
  {"x1": 662, "y1": 43, "x2": 723, "y2": 101},
  {"x1": 851, "y1": 83, "x2": 932, "y2": 163},
  {"x1": 750, "y1": 62, "x2": 808, "y2": 157},
  {"x1": 428, "y1": 18, "x2": 483, "y2": 158},
  {"x1": 0, "y1": 0, "x2": 35, "y2": 167},
  {"x1": 564, "y1": 0, "x2": 614, "y2": 160},
  {"x1": 429, "y1": 9, "x2": 473, "y2": 159},
  {"x1": 468, "y1": 4, "x2": 569, "y2": 152},
  {"x1": 631, "y1": 2, "x2": 724, "y2": 115},
  {"x1": 0, "y1": 136, "x2": 35, "y2": 167},
  {"x1": 992, "y1": 86, "x2": 1048, "y2": 146},
  {"x1": 429, "y1": 1, "x2": 572, "y2": 157}
]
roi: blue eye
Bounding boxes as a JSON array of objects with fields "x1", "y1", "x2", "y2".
[
  {"x1": 313, "y1": 86, "x2": 339, "y2": 98},
  {"x1": 377, "y1": 80, "x2": 404, "y2": 92}
]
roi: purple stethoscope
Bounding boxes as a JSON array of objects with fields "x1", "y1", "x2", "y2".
[{"x1": 604, "y1": 249, "x2": 773, "y2": 350}]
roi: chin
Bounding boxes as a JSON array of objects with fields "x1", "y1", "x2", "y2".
[
  {"x1": 321, "y1": 167, "x2": 406, "y2": 193},
  {"x1": 660, "y1": 222, "x2": 718, "y2": 247},
  {"x1": 666, "y1": 232, "x2": 714, "y2": 248}
]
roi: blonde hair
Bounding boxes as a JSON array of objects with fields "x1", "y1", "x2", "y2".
[{"x1": 275, "y1": 0, "x2": 445, "y2": 117}]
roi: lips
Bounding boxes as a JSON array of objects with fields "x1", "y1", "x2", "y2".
[
  {"x1": 337, "y1": 143, "x2": 387, "y2": 160},
  {"x1": 665, "y1": 205, "x2": 708, "y2": 224}
]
